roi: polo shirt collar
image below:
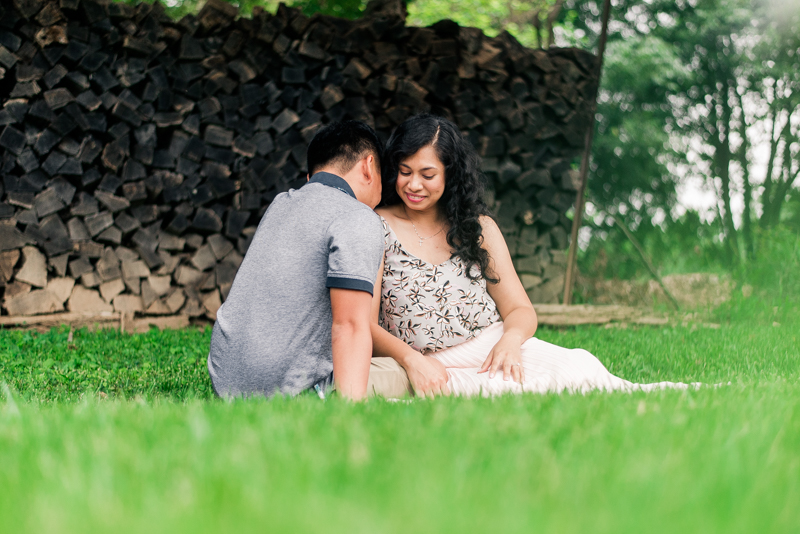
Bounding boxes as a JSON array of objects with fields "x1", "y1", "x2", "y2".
[{"x1": 306, "y1": 171, "x2": 356, "y2": 199}]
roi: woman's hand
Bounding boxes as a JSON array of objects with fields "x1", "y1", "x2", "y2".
[
  {"x1": 479, "y1": 334, "x2": 525, "y2": 384},
  {"x1": 402, "y1": 352, "x2": 451, "y2": 398}
]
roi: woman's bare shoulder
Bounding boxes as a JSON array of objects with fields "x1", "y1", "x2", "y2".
[
  {"x1": 479, "y1": 214, "x2": 502, "y2": 236},
  {"x1": 478, "y1": 215, "x2": 509, "y2": 257},
  {"x1": 375, "y1": 205, "x2": 404, "y2": 221}
]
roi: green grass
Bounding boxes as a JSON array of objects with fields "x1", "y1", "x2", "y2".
[
  {"x1": 1, "y1": 318, "x2": 798, "y2": 533},
  {"x1": 0, "y1": 326, "x2": 214, "y2": 402}
]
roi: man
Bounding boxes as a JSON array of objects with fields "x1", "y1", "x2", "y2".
[{"x1": 208, "y1": 121, "x2": 384, "y2": 400}]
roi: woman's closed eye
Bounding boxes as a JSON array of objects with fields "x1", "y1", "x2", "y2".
[{"x1": 400, "y1": 171, "x2": 435, "y2": 180}]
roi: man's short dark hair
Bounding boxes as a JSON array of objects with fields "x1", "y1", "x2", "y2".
[{"x1": 307, "y1": 120, "x2": 383, "y2": 176}]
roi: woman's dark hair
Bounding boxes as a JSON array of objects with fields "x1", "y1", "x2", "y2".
[{"x1": 381, "y1": 114, "x2": 498, "y2": 283}]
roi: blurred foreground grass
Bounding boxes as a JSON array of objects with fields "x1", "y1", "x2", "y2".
[
  {"x1": 1, "y1": 386, "x2": 798, "y2": 533},
  {"x1": 0, "y1": 312, "x2": 798, "y2": 533}
]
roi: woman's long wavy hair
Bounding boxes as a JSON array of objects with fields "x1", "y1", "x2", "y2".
[{"x1": 381, "y1": 114, "x2": 499, "y2": 283}]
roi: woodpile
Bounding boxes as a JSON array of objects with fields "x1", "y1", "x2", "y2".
[{"x1": 0, "y1": 0, "x2": 597, "y2": 323}]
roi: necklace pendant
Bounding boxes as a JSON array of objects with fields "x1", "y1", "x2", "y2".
[{"x1": 419, "y1": 239, "x2": 423, "y2": 247}]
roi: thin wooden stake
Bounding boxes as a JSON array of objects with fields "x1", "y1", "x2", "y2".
[
  {"x1": 611, "y1": 215, "x2": 681, "y2": 311},
  {"x1": 563, "y1": 0, "x2": 612, "y2": 305}
]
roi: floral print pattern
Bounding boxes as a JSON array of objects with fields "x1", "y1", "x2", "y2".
[{"x1": 379, "y1": 218, "x2": 500, "y2": 353}]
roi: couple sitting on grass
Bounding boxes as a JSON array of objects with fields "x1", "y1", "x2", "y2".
[{"x1": 207, "y1": 115, "x2": 689, "y2": 400}]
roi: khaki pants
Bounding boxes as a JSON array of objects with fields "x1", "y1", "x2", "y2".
[{"x1": 367, "y1": 357, "x2": 413, "y2": 398}]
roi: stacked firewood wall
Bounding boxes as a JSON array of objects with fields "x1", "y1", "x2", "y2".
[{"x1": 0, "y1": 0, "x2": 597, "y2": 320}]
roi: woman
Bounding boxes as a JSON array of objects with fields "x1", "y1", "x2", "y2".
[{"x1": 369, "y1": 114, "x2": 690, "y2": 397}]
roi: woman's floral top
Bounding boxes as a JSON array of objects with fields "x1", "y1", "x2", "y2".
[{"x1": 379, "y1": 218, "x2": 500, "y2": 353}]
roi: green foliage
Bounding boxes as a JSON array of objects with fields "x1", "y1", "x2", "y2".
[
  {"x1": 782, "y1": 191, "x2": 800, "y2": 230},
  {"x1": 579, "y1": 211, "x2": 729, "y2": 280},
  {"x1": 578, "y1": 215, "x2": 800, "y2": 325},
  {"x1": 113, "y1": 0, "x2": 569, "y2": 41},
  {"x1": 581, "y1": 0, "x2": 798, "y2": 266},
  {"x1": 407, "y1": 0, "x2": 565, "y2": 48},
  {"x1": 558, "y1": 0, "x2": 800, "y2": 288},
  {"x1": 299, "y1": 0, "x2": 366, "y2": 18},
  {"x1": 743, "y1": 226, "x2": 800, "y2": 297},
  {"x1": 589, "y1": 35, "x2": 689, "y2": 219},
  {"x1": 713, "y1": 225, "x2": 800, "y2": 324},
  {"x1": 117, "y1": 0, "x2": 205, "y2": 19}
]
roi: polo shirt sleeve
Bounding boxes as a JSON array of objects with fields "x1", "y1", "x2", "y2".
[{"x1": 325, "y1": 208, "x2": 384, "y2": 295}]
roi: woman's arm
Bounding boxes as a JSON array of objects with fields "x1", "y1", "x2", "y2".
[
  {"x1": 369, "y1": 256, "x2": 450, "y2": 397},
  {"x1": 480, "y1": 215, "x2": 538, "y2": 383}
]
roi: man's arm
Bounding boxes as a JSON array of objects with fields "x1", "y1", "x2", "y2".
[{"x1": 330, "y1": 287, "x2": 374, "y2": 400}]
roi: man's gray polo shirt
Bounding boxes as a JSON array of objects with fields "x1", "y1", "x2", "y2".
[{"x1": 207, "y1": 172, "x2": 383, "y2": 398}]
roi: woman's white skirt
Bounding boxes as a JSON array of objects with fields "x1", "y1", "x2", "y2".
[{"x1": 430, "y1": 322, "x2": 693, "y2": 397}]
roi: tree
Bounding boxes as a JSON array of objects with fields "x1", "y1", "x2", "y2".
[
  {"x1": 567, "y1": 0, "x2": 799, "y2": 270},
  {"x1": 754, "y1": 0, "x2": 800, "y2": 232},
  {"x1": 588, "y1": 34, "x2": 688, "y2": 229}
]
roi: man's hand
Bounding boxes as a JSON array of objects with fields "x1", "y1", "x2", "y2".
[{"x1": 402, "y1": 352, "x2": 451, "y2": 398}]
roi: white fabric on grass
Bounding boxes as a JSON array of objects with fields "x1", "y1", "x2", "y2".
[{"x1": 431, "y1": 322, "x2": 695, "y2": 397}]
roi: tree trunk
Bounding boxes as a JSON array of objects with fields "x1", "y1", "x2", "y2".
[
  {"x1": 712, "y1": 78, "x2": 740, "y2": 265},
  {"x1": 736, "y1": 92, "x2": 753, "y2": 260},
  {"x1": 724, "y1": 86, "x2": 739, "y2": 262},
  {"x1": 759, "y1": 103, "x2": 780, "y2": 229},
  {"x1": 545, "y1": 0, "x2": 565, "y2": 49},
  {"x1": 770, "y1": 127, "x2": 800, "y2": 224},
  {"x1": 761, "y1": 107, "x2": 794, "y2": 228},
  {"x1": 532, "y1": 8, "x2": 543, "y2": 49}
]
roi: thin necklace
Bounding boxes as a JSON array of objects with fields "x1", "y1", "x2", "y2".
[
  {"x1": 410, "y1": 220, "x2": 444, "y2": 247},
  {"x1": 402, "y1": 205, "x2": 445, "y2": 246}
]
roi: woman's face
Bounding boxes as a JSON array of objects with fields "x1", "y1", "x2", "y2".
[{"x1": 395, "y1": 145, "x2": 446, "y2": 213}]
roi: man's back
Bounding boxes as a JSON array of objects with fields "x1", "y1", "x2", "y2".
[{"x1": 208, "y1": 175, "x2": 383, "y2": 398}]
